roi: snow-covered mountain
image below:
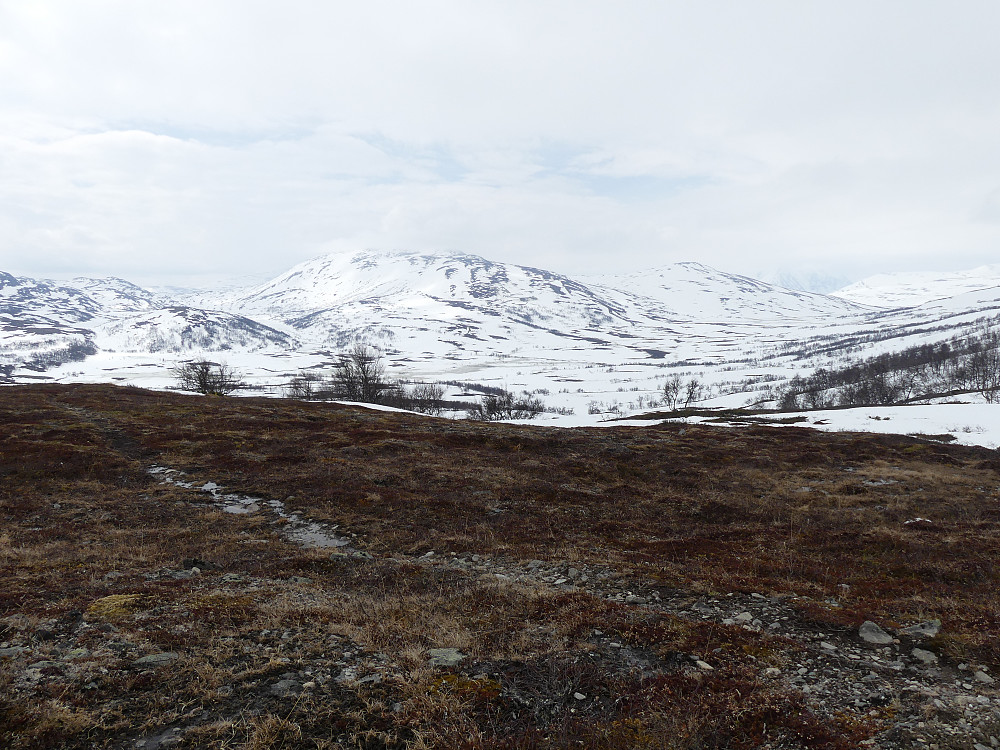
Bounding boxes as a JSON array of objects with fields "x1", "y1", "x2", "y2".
[
  {"x1": 61, "y1": 276, "x2": 172, "y2": 313},
  {"x1": 99, "y1": 306, "x2": 296, "y2": 354},
  {"x1": 832, "y1": 265, "x2": 1000, "y2": 308},
  {"x1": 586, "y1": 262, "x2": 866, "y2": 322},
  {"x1": 4, "y1": 251, "x2": 1000, "y2": 422},
  {"x1": 0, "y1": 272, "x2": 296, "y2": 377},
  {"x1": 753, "y1": 269, "x2": 852, "y2": 295},
  {"x1": 201, "y1": 249, "x2": 632, "y2": 329}
]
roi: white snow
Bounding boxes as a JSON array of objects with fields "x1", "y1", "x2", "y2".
[
  {"x1": 833, "y1": 264, "x2": 1000, "y2": 308},
  {"x1": 5, "y1": 250, "x2": 1000, "y2": 448}
]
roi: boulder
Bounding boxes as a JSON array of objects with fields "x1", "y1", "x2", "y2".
[{"x1": 859, "y1": 621, "x2": 894, "y2": 645}]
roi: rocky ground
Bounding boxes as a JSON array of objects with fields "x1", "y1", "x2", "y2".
[{"x1": 3, "y1": 384, "x2": 1000, "y2": 748}]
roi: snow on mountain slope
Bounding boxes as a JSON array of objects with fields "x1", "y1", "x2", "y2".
[
  {"x1": 98, "y1": 307, "x2": 297, "y2": 354},
  {"x1": 0, "y1": 272, "x2": 103, "y2": 323},
  {"x1": 752, "y1": 269, "x2": 852, "y2": 295},
  {"x1": 189, "y1": 250, "x2": 661, "y2": 361},
  {"x1": 832, "y1": 265, "x2": 1000, "y2": 308},
  {"x1": 61, "y1": 276, "x2": 173, "y2": 313},
  {"x1": 586, "y1": 262, "x2": 868, "y2": 321},
  {"x1": 1, "y1": 270, "x2": 297, "y2": 375},
  {"x1": 204, "y1": 249, "x2": 631, "y2": 327},
  {"x1": 180, "y1": 251, "x2": 879, "y2": 368}
]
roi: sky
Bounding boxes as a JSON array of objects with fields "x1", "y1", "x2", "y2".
[{"x1": 2, "y1": 1, "x2": 1000, "y2": 289}]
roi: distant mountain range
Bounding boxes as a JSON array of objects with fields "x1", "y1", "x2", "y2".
[
  {"x1": 2, "y1": 251, "x2": 1000, "y2": 385},
  {"x1": 831, "y1": 264, "x2": 1000, "y2": 308}
]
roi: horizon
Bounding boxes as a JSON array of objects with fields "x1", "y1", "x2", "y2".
[{"x1": 7, "y1": 247, "x2": 1000, "y2": 295}]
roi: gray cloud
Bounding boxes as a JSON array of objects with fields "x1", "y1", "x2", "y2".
[{"x1": 2, "y1": 1, "x2": 1000, "y2": 286}]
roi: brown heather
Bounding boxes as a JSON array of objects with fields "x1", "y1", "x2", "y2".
[{"x1": 1, "y1": 383, "x2": 998, "y2": 748}]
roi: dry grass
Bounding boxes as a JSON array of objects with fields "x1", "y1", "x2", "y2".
[{"x1": 1, "y1": 383, "x2": 998, "y2": 748}]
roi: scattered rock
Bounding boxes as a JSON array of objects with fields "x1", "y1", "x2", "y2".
[
  {"x1": 573, "y1": 692, "x2": 586, "y2": 700},
  {"x1": 182, "y1": 557, "x2": 218, "y2": 570},
  {"x1": 859, "y1": 621, "x2": 894, "y2": 645},
  {"x1": 694, "y1": 660, "x2": 714, "y2": 671},
  {"x1": 0, "y1": 646, "x2": 28, "y2": 658},
  {"x1": 269, "y1": 679, "x2": 302, "y2": 697},
  {"x1": 911, "y1": 648, "x2": 938, "y2": 665},
  {"x1": 900, "y1": 619, "x2": 941, "y2": 638},
  {"x1": 28, "y1": 660, "x2": 63, "y2": 671},
  {"x1": 975, "y1": 670, "x2": 995, "y2": 685},
  {"x1": 133, "y1": 652, "x2": 180, "y2": 668},
  {"x1": 427, "y1": 648, "x2": 466, "y2": 667}
]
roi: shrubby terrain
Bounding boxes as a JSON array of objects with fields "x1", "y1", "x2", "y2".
[{"x1": 2, "y1": 384, "x2": 1000, "y2": 748}]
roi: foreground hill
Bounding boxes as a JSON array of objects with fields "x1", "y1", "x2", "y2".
[{"x1": 2, "y1": 384, "x2": 999, "y2": 749}]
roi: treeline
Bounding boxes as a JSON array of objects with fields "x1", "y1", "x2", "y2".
[
  {"x1": 767, "y1": 318, "x2": 1000, "y2": 409},
  {"x1": 285, "y1": 345, "x2": 451, "y2": 415},
  {"x1": 284, "y1": 344, "x2": 556, "y2": 420}
]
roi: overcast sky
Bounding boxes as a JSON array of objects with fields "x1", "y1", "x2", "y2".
[{"x1": 2, "y1": 1, "x2": 999, "y2": 288}]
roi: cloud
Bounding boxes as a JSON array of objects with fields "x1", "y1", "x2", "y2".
[{"x1": 2, "y1": 2, "x2": 1000, "y2": 285}]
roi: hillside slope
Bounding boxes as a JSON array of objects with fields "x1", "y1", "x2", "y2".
[{"x1": 2, "y1": 384, "x2": 999, "y2": 749}]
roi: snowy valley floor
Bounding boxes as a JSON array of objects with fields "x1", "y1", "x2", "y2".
[{"x1": 2, "y1": 384, "x2": 1000, "y2": 749}]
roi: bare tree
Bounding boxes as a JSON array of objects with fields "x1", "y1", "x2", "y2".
[
  {"x1": 662, "y1": 374, "x2": 682, "y2": 410},
  {"x1": 408, "y1": 382, "x2": 446, "y2": 415},
  {"x1": 285, "y1": 370, "x2": 323, "y2": 400},
  {"x1": 967, "y1": 324, "x2": 1000, "y2": 403},
  {"x1": 172, "y1": 360, "x2": 245, "y2": 396},
  {"x1": 683, "y1": 377, "x2": 703, "y2": 408},
  {"x1": 466, "y1": 390, "x2": 544, "y2": 421},
  {"x1": 328, "y1": 343, "x2": 392, "y2": 403}
]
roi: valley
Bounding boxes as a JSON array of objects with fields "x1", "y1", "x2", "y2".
[{"x1": 4, "y1": 252, "x2": 1000, "y2": 444}]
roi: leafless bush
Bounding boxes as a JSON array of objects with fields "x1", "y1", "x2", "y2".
[
  {"x1": 285, "y1": 370, "x2": 323, "y2": 400},
  {"x1": 328, "y1": 343, "x2": 393, "y2": 403},
  {"x1": 172, "y1": 360, "x2": 245, "y2": 395},
  {"x1": 466, "y1": 390, "x2": 545, "y2": 421}
]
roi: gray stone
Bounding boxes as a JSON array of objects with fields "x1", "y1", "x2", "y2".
[
  {"x1": 0, "y1": 646, "x2": 28, "y2": 658},
  {"x1": 975, "y1": 670, "x2": 995, "y2": 685},
  {"x1": 28, "y1": 660, "x2": 63, "y2": 670},
  {"x1": 911, "y1": 648, "x2": 938, "y2": 665},
  {"x1": 734, "y1": 612, "x2": 754, "y2": 623},
  {"x1": 64, "y1": 648, "x2": 90, "y2": 660},
  {"x1": 288, "y1": 576, "x2": 312, "y2": 584},
  {"x1": 427, "y1": 648, "x2": 466, "y2": 667},
  {"x1": 220, "y1": 573, "x2": 243, "y2": 583},
  {"x1": 694, "y1": 660, "x2": 714, "y2": 671},
  {"x1": 133, "y1": 652, "x2": 180, "y2": 667},
  {"x1": 900, "y1": 619, "x2": 941, "y2": 638},
  {"x1": 859, "y1": 621, "x2": 894, "y2": 645},
  {"x1": 269, "y1": 679, "x2": 302, "y2": 697}
]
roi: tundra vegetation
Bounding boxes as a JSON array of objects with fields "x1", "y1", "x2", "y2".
[
  {"x1": 282, "y1": 344, "x2": 544, "y2": 419},
  {"x1": 758, "y1": 316, "x2": 1000, "y2": 410},
  {"x1": 2, "y1": 383, "x2": 1000, "y2": 749}
]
